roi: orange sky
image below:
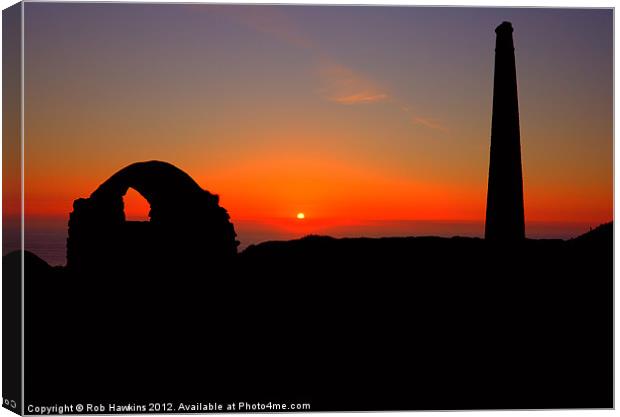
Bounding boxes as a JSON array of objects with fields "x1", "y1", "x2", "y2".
[{"x1": 16, "y1": 4, "x2": 613, "y2": 241}]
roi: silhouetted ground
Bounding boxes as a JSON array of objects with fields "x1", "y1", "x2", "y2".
[{"x1": 10, "y1": 222, "x2": 612, "y2": 411}]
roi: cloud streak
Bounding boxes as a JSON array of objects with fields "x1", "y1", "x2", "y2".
[
  {"x1": 214, "y1": 5, "x2": 316, "y2": 50},
  {"x1": 332, "y1": 92, "x2": 389, "y2": 105},
  {"x1": 215, "y1": 7, "x2": 388, "y2": 106},
  {"x1": 411, "y1": 116, "x2": 448, "y2": 132},
  {"x1": 213, "y1": 5, "x2": 444, "y2": 128},
  {"x1": 319, "y1": 62, "x2": 389, "y2": 105}
]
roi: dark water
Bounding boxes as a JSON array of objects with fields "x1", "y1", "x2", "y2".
[{"x1": 5, "y1": 218, "x2": 597, "y2": 266}]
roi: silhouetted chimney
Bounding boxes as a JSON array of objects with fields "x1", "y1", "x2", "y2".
[{"x1": 485, "y1": 21, "x2": 525, "y2": 241}]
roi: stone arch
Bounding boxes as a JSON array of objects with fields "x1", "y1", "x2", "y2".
[{"x1": 67, "y1": 161, "x2": 239, "y2": 272}]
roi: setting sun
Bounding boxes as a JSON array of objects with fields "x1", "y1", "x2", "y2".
[{"x1": 296, "y1": 212, "x2": 305, "y2": 220}]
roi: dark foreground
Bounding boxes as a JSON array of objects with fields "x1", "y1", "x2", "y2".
[{"x1": 7, "y1": 222, "x2": 613, "y2": 411}]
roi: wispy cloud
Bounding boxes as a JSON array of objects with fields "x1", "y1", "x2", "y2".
[
  {"x1": 319, "y1": 63, "x2": 389, "y2": 105},
  {"x1": 214, "y1": 7, "x2": 388, "y2": 106},
  {"x1": 332, "y1": 92, "x2": 390, "y2": 105},
  {"x1": 216, "y1": 5, "x2": 316, "y2": 50},
  {"x1": 411, "y1": 116, "x2": 448, "y2": 132},
  {"x1": 399, "y1": 105, "x2": 447, "y2": 132},
  {"x1": 213, "y1": 6, "x2": 444, "y2": 128}
]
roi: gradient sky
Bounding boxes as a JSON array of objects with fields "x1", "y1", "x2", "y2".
[{"x1": 20, "y1": 3, "x2": 613, "y2": 247}]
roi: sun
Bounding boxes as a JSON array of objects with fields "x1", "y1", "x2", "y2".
[{"x1": 296, "y1": 212, "x2": 305, "y2": 220}]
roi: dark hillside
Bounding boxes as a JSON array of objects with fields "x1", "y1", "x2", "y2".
[{"x1": 12, "y1": 223, "x2": 613, "y2": 410}]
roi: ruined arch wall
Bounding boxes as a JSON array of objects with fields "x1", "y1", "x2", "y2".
[{"x1": 67, "y1": 161, "x2": 238, "y2": 271}]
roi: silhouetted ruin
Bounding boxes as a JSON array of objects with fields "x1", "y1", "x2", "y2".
[
  {"x1": 67, "y1": 161, "x2": 239, "y2": 273},
  {"x1": 485, "y1": 21, "x2": 526, "y2": 241}
]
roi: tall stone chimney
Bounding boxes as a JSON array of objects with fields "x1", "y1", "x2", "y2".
[{"x1": 485, "y1": 21, "x2": 525, "y2": 241}]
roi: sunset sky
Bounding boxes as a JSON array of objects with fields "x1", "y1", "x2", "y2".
[{"x1": 18, "y1": 3, "x2": 612, "y2": 257}]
